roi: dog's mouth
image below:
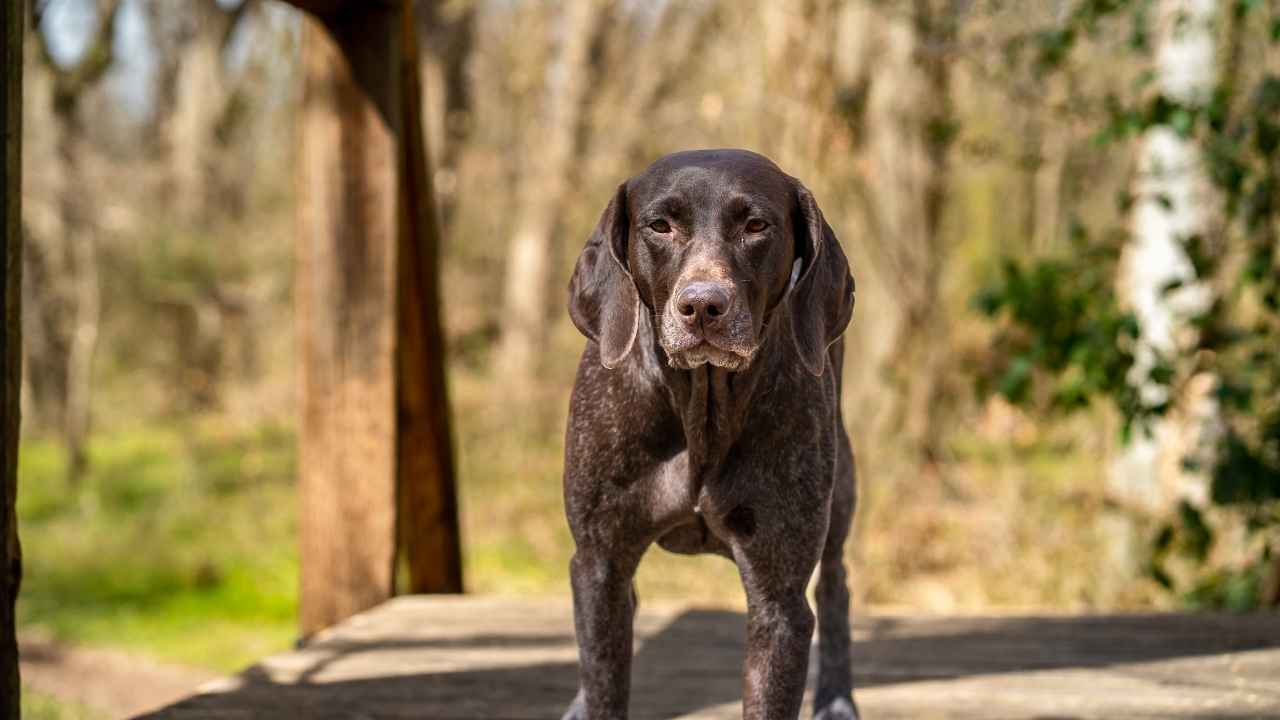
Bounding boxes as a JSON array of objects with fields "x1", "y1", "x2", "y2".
[
  {"x1": 665, "y1": 342, "x2": 756, "y2": 371},
  {"x1": 658, "y1": 298, "x2": 760, "y2": 372}
]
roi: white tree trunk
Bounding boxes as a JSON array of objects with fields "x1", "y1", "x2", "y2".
[{"x1": 1112, "y1": 0, "x2": 1219, "y2": 512}]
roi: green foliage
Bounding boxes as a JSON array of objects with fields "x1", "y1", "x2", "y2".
[
  {"x1": 972, "y1": 238, "x2": 1153, "y2": 435},
  {"x1": 976, "y1": 0, "x2": 1280, "y2": 608}
]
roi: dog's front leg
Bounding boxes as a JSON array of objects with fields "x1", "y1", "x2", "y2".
[
  {"x1": 567, "y1": 550, "x2": 639, "y2": 720},
  {"x1": 739, "y1": 581, "x2": 815, "y2": 720},
  {"x1": 727, "y1": 485, "x2": 829, "y2": 719}
]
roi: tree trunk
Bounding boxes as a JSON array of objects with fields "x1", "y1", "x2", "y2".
[
  {"x1": 902, "y1": 0, "x2": 961, "y2": 462},
  {"x1": 20, "y1": 0, "x2": 119, "y2": 486},
  {"x1": 841, "y1": 0, "x2": 963, "y2": 462},
  {"x1": 582, "y1": 1, "x2": 720, "y2": 183},
  {"x1": 161, "y1": 0, "x2": 258, "y2": 223},
  {"x1": 1111, "y1": 0, "x2": 1218, "y2": 512},
  {"x1": 57, "y1": 114, "x2": 98, "y2": 486},
  {"x1": 416, "y1": 0, "x2": 475, "y2": 226},
  {"x1": 291, "y1": 0, "x2": 462, "y2": 637},
  {"x1": 168, "y1": 9, "x2": 221, "y2": 220},
  {"x1": 396, "y1": 7, "x2": 463, "y2": 595},
  {"x1": 21, "y1": 113, "x2": 98, "y2": 486},
  {"x1": 1, "y1": 0, "x2": 22, "y2": 713},
  {"x1": 496, "y1": 0, "x2": 604, "y2": 384}
]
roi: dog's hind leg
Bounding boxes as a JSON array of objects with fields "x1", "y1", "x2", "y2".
[{"x1": 813, "y1": 426, "x2": 859, "y2": 720}]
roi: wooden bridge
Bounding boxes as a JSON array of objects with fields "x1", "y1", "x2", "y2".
[{"x1": 144, "y1": 597, "x2": 1280, "y2": 719}]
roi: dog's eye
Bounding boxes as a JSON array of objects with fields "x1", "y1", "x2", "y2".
[
  {"x1": 745, "y1": 219, "x2": 769, "y2": 233},
  {"x1": 648, "y1": 219, "x2": 672, "y2": 234}
]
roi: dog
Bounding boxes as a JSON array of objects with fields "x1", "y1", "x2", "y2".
[{"x1": 562, "y1": 149, "x2": 858, "y2": 720}]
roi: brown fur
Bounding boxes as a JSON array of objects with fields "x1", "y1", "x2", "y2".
[{"x1": 563, "y1": 149, "x2": 859, "y2": 720}]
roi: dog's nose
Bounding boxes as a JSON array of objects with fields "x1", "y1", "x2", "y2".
[{"x1": 676, "y1": 281, "x2": 732, "y2": 326}]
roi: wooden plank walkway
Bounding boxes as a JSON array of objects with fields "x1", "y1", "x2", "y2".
[{"x1": 142, "y1": 596, "x2": 1280, "y2": 719}]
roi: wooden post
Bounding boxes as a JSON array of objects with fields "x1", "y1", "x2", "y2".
[
  {"x1": 395, "y1": 8, "x2": 462, "y2": 594},
  {"x1": 288, "y1": 0, "x2": 462, "y2": 637},
  {"x1": 0, "y1": 0, "x2": 21, "y2": 713}
]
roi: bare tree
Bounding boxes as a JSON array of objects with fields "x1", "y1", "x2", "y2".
[
  {"x1": 836, "y1": 0, "x2": 967, "y2": 462},
  {"x1": 581, "y1": 1, "x2": 722, "y2": 180},
  {"x1": 496, "y1": 0, "x2": 608, "y2": 384},
  {"x1": 417, "y1": 0, "x2": 475, "y2": 225},
  {"x1": 149, "y1": 0, "x2": 260, "y2": 222},
  {"x1": 23, "y1": 0, "x2": 121, "y2": 485},
  {"x1": 139, "y1": 0, "x2": 268, "y2": 411}
]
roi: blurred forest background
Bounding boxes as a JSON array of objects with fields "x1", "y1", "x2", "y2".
[{"x1": 14, "y1": 0, "x2": 1280, "y2": 715}]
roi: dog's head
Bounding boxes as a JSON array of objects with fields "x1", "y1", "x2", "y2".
[{"x1": 569, "y1": 149, "x2": 854, "y2": 375}]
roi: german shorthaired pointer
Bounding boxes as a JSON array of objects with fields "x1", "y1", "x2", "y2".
[{"x1": 563, "y1": 149, "x2": 858, "y2": 720}]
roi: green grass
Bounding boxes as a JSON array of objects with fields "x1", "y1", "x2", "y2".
[{"x1": 17, "y1": 419, "x2": 299, "y2": 672}]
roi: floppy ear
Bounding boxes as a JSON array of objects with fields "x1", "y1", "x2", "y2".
[
  {"x1": 788, "y1": 182, "x2": 855, "y2": 376},
  {"x1": 568, "y1": 183, "x2": 640, "y2": 369}
]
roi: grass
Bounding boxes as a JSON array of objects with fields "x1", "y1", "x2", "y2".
[
  {"x1": 17, "y1": 419, "x2": 298, "y2": 673},
  {"x1": 854, "y1": 401, "x2": 1166, "y2": 611}
]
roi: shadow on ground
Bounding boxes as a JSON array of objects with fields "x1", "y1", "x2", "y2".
[{"x1": 140, "y1": 610, "x2": 1280, "y2": 719}]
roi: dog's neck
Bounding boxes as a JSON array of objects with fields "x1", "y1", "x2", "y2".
[{"x1": 640, "y1": 311, "x2": 788, "y2": 481}]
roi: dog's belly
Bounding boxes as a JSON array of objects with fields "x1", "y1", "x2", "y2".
[
  {"x1": 646, "y1": 454, "x2": 735, "y2": 559},
  {"x1": 656, "y1": 519, "x2": 733, "y2": 559}
]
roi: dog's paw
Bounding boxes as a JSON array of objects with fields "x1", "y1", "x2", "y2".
[
  {"x1": 814, "y1": 696, "x2": 860, "y2": 720},
  {"x1": 560, "y1": 690, "x2": 587, "y2": 720}
]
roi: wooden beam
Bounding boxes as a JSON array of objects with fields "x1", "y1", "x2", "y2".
[
  {"x1": 295, "y1": 0, "x2": 462, "y2": 636},
  {"x1": 0, "y1": 0, "x2": 21, "y2": 714},
  {"x1": 277, "y1": 0, "x2": 349, "y2": 20},
  {"x1": 395, "y1": 6, "x2": 462, "y2": 594},
  {"x1": 296, "y1": 5, "x2": 401, "y2": 637}
]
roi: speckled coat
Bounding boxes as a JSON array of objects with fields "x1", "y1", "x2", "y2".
[{"x1": 562, "y1": 150, "x2": 859, "y2": 720}]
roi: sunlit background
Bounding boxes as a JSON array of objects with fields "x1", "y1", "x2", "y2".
[{"x1": 15, "y1": 0, "x2": 1280, "y2": 716}]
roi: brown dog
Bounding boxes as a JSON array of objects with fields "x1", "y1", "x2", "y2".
[{"x1": 563, "y1": 149, "x2": 858, "y2": 719}]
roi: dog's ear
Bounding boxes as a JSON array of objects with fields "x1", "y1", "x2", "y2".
[
  {"x1": 788, "y1": 181, "x2": 855, "y2": 376},
  {"x1": 568, "y1": 182, "x2": 640, "y2": 369}
]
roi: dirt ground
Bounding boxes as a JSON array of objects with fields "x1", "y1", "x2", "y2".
[{"x1": 19, "y1": 633, "x2": 215, "y2": 718}]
